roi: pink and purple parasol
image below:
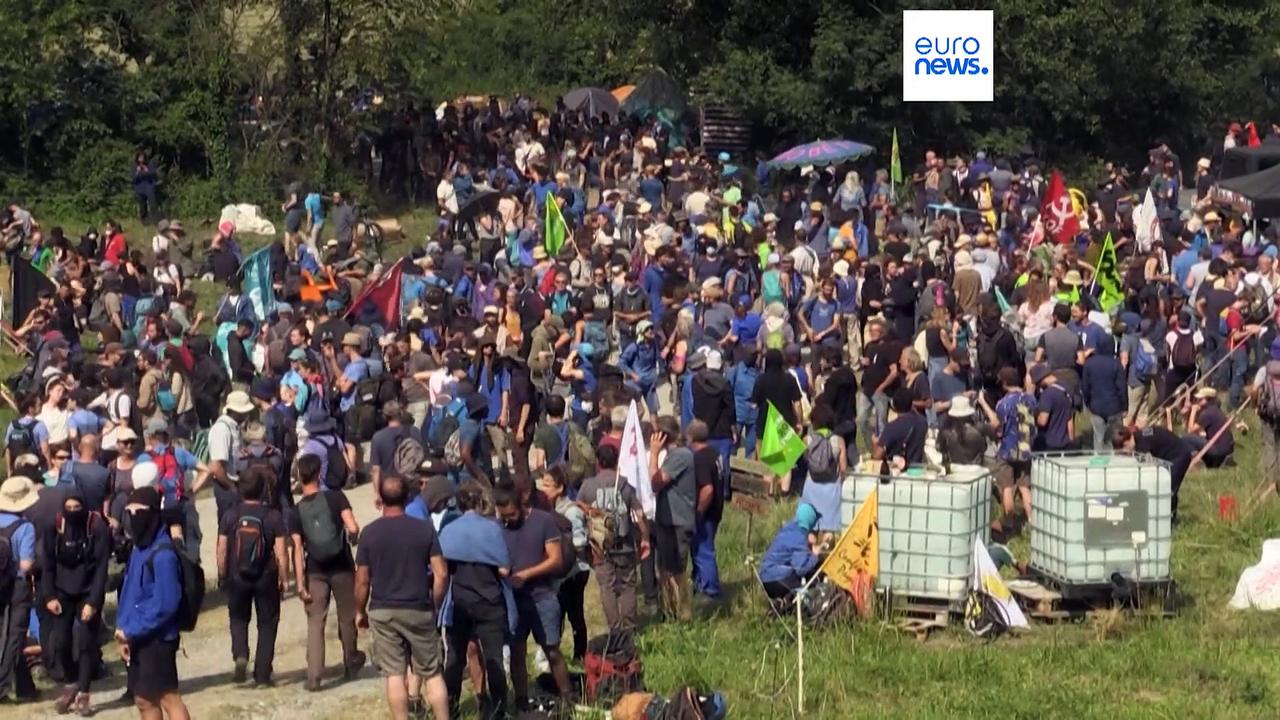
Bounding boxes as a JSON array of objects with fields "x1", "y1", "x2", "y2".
[{"x1": 767, "y1": 139, "x2": 874, "y2": 169}]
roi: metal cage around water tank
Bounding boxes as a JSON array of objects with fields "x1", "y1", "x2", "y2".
[{"x1": 1029, "y1": 452, "x2": 1173, "y2": 593}]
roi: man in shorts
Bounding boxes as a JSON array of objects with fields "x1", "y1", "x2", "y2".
[
  {"x1": 282, "y1": 180, "x2": 304, "y2": 256},
  {"x1": 647, "y1": 415, "x2": 697, "y2": 621},
  {"x1": 986, "y1": 367, "x2": 1037, "y2": 525},
  {"x1": 355, "y1": 475, "x2": 450, "y2": 720}
]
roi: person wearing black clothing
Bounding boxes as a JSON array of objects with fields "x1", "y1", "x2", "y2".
[
  {"x1": 690, "y1": 352, "x2": 735, "y2": 499},
  {"x1": 874, "y1": 388, "x2": 928, "y2": 469},
  {"x1": 216, "y1": 467, "x2": 288, "y2": 686},
  {"x1": 288, "y1": 454, "x2": 364, "y2": 691},
  {"x1": 438, "y1": 481, "x2": 509, "y2": 719},
  {"x1": 227, "y1": 319, "x2": 256, "y2": 386},
  {"x1": 818, "y1": 345, "x2": 859, "y2": 450},
  {"x1": 688, "y1": 421, "x2": 724, "y2": 599},
  {"x1": 1114, "y1": 425, "x2": 1194, "y2": 520},
  {"x1": 40, "y1": 490, "x2": 111, "y2": 716},
  {"x1": 859, "y1": 318, "x2": 903, "y2": 443},
  {"x1": 1185, "y1": 388, "x2": 1234, "y2": 468}
]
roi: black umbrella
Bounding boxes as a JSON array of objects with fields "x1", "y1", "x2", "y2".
[
  {"x1": 455, "y1": 190, "x2": 504, "y2": 225},
  {"x1": 562, "y1": 87, "x2": 620, "y2": 118}
]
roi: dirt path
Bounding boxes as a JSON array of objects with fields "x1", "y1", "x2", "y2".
[{"x1": 3, "y1": 484, "x2": 390, "y2": 720}]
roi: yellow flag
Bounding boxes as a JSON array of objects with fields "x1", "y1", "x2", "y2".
[{"x1": 820, "y1": 489, "x2": 878, "y2": 591}]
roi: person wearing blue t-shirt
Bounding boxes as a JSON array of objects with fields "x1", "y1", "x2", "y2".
[
  {"x1": 0, "y1": 477, "x2": 38, "y2": 701},
  {"x1": 304, "y1": 191, "x2": 325, "y2": 251},
  {"x1": 329, "y1": 333, "x2": 370, "y2": 413}
]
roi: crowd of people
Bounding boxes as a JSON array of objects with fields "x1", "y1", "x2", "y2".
[{"x1": 0, "y1": 96, "x2": 1278, "y2": 718}]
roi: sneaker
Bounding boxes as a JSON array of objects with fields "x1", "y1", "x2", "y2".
[
  {"x1": 74, "y1": 693, "x2": 94, "y2": 717},
  {"x1": 233, "y1": 658, "x2": 248, "y2": 684},
  {"x1": 407, "y1": 696, "x2": 427, "y2": 720},
  {"x1": 54, "y1": 686, "x2": 77, "y2": 714}
]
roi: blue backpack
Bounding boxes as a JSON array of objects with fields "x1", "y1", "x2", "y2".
[
  {"x1": 1131, "y1": 337, "x2": 1157, "y2": 382},
  {"x1": 583, "y1": 320, "x2": 610, "y2": 357}
]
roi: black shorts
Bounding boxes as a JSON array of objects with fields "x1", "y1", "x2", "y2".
[
  {"x1": 654, "y1": 524, "x2": 692, "y2": 576},
  {"x1": 285, "y1": 209, "x2": 303, "y2": 233},
  {"x1": 129, "y1": 637, "x2": 180, "y2": 700}
]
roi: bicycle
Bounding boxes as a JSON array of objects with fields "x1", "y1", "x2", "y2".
[{"x1": 352, "y1": 202, "x2": 385, "y2": 260}]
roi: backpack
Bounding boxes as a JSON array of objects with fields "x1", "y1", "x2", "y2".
[
  {"x1": 314, "y1": 436, "x2": 348, "y2": 490},
  {"x1": 428, "y1": 399, "x2": 467, "y2": 455},
  {"x1": 564, "y1": 424, "x2": 597, "y2": 489},
  {"x1": 764, "y1": 326, "x2": 786, "y2": 351},
  {"x1": 1170, "y1": 331, "x2": 1197, "y2": 371},
  {"x1": 1243, "y1": 283, "x2": 1271, "y2": 324},
  {"x1": 146, "y1": 543, "x2": 206, "y2": 632},
  {"x1": 6, "y1": 418, "x2": 38, "y2": 462},
  {"x1": 804, "y1": 430, "x2": 838, "y2": 482},
  {"x1": 0, "y1": 522, "x2": 21, "y2": 606},
  {"x1": 444, "y1": 426, "x2": 466, "y2": 468},
  {"x1": 1131, "y1": 337, "x2": 1157, "y2": 382},
  {"x1": 964, "y1": 589, "x2": 1012, "y2": 639},
  {"x1": 1257, "y1": 361, "x2": 1280, "y2": 427},
  {"x1": 552, "y1": 511, "x2": 578, "y2": 577},
  {"x1": 762, "y1": 271, "x2": 784, "y2": 307},
  {"x1": 977, "y1": 328, "x2": 1008, "y2": 382},
  {"x1": 54, "y1": 512, "x2": 102, "y2": 567},
  {"x1": 154, "y1": 446, "x2": 187, "y2": 506},
  {"x1": 297, "y1": 493, "x2": 345, "y2": 563},
  {"x1": 112, "y1": 392, "x2": 145, "y2": 442},
  {"x1": 583, "y1": 320, "x2": 611, "y2": 357},
  {"x1": 232, "y1": 508, "x2": 270, "y2": 582},
  {"x1": 394, "y1": 430, "x2": 426, "y2": 476}
]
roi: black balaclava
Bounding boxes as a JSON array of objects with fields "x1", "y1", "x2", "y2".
[{"x1": 125, "y1": 486, "x2": 162, "y2": 548}]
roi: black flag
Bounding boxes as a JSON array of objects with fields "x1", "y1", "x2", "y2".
[{"x1": 10, "y1": 258, "x2": 53, "y2": 326}]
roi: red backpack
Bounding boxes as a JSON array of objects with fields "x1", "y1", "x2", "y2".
[{"x1": 153, "y1": 446, "x2": 187, "y2": 505}]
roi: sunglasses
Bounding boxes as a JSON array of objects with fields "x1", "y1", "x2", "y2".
[{"x1": 54, "y1": 454, "x2": 70, "y2": 461}]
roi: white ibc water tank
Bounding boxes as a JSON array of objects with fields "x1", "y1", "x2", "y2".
[
  {"x1": 1029, "y1": 453, "x2": 1173, "y2": 588},
  {"x1": 840, "y1": 465, "x2": 991, "y2": 604}
]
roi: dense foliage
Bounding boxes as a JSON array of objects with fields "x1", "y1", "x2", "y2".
[{"x1": 2, "y1": 0, "x2": 1278, "y2": 220}]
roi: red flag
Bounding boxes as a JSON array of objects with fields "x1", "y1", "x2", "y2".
[
  {"x1": 1247, "y1": 121, "x2": 1262, "y2": 148},
  {"x1": 1040, "y1": 170, "x2": 1080, "y2": 245},
  {"x1": 344, "y1": 258, "x2": 404, "y2": 329}
]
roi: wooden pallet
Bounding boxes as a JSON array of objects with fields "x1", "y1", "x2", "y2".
[
  {"x1": 1008, "y1": 579, "x2": 1176, "y2": 622},
  {"x1": 883, "y1": 593, "x2": 956, "y2": 640}
]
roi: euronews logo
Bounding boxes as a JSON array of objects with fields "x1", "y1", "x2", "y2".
[
  {"x1": 903, "y1": 10, "x2": 994, "y2": 102},
  {"x1": 912, "y1": 37, "x2": 990, "y2": 76}
]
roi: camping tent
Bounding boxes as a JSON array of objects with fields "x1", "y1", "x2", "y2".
[
  {"x1": 621, "y1": 68, "x2": 688, "y2": 118},
  {"x1": 1213, "y1": 163, "x2": 1280, "y2": 218},
  {"x1": 1220, "y1": 146, "x2": 1280, "y2": 181}
]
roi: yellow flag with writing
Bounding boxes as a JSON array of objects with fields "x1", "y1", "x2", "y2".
[{"x1": 820, "y1": 489, "x2": 878, "y2": 591}]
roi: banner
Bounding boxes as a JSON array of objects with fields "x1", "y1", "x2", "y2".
[
  {"x1": 345, "y1": 258, "x2": 405, "y2": 329},
  {"x1": 10, "y1": 257, "x2": 53, "y2": 326},
  {"x1": 890, "y1": 129, "x2": 903, "y2": 187},
  {"x1": 972, "y1": 536, "x2": 1028, "y2": 628},
  {"x1": 1096, "y1": 232, "x2": 1124, "y2": 312},
  {"x1": 1134, "y1": 188, "x2": 1162, "y2": 253},
  {"x1": 820, "y1": 489, "x2": 879, "y2": 591},
  {"x1": 759, "y1": 401, "x2": 806, "y2": 476},
  {"x1": 1040, "y1": 170, "x2": 1080, "y2": 245},
  {"x1": 618, "y1": 400, "x2": 656, "y2": 520},
  {"x1": 241, "y1": 246, "x2": 275, "y2": 323},
  {"x1": 545, "y1": 194, "x2": 568, "y2": 258}
]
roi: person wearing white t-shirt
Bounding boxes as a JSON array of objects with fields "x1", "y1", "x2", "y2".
[{"x1": 436, "y1": 168, "x2": 459, "y2": 216}]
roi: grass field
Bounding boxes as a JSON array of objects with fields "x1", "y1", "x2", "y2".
[{"x1": 5, "y1": 210, "x2": 1280, "y2": 718}]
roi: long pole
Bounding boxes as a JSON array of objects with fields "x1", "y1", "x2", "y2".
[
  {"x1": 796, "y1": 595, "x2": 804, "y2": 714},
  {"x1": 1145, "y1": 340, "x2": 1250, "y2": 424}
]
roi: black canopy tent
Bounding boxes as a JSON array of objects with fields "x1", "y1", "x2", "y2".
[
  {"x1": 1213, "y1": 162, "x2": 1280, "y2": 218},
  {"x1": 1220, "y1": 146, "x2": 1280, "y2": 181}
]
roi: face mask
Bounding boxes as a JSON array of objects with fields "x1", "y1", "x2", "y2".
[
  {"x1": 62, "y1": 507, "x2": 88, "y2": 531},
  {"x1": 126, "y1": 508, "x2": 160, "y2": 547}
]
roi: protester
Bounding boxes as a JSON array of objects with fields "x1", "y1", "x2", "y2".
[{"x1": 355, "y1": 474, "x2": 450, "y2": 720}]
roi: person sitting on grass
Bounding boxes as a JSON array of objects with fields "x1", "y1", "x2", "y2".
[{"x1": 758, "y1": 502, "x2": 824, "y2": 600}]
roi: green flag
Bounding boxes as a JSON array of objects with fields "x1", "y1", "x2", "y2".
[
  {"x1": 759, "y1": 401, "x2": 807, "y2": 476},
  {"x1": 1096, "y1": 232, "x2": 1124, "y2": 311},
  {"x1": 890, "y1": 128, "x2": 903, "y2": 186},
  {"x1": 31, "y1": 247, "x2": 53, "y2": 274},
  {"x1": 544, "y1": 195, "x2": 568, "y2": 258},
  {"x1": 241, "y1": 246, "x2": 275, "y2": 323}
]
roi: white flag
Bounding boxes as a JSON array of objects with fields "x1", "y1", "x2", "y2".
[
  {"x1": 618, "y1": 400, "x2": 656, "y2": 520},
  {"x1": 972, "y1": 536, "x2": 1029, "y2": 628},
  {"x1": 1134, "y1": 188, "x2": 1162, "y2": 254}
]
